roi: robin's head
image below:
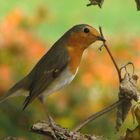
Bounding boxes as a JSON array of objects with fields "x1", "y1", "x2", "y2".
[{"x1": 66, "y1": 24, "x2": 105, "y2": 49}]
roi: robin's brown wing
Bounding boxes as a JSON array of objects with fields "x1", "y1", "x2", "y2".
[{"x1": 23, "y1": 42, "x2": 69, "y2": 110}]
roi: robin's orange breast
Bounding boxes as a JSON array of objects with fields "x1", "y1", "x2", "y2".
[
  {"x1": 66, "y1": 31, "x2": 86, "y2": 74},
  {"x1": 67, "y1": 46, "x2": 84, "y2": 74}
]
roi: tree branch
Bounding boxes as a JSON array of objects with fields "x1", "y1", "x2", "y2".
[
  {"x1": 74, "y1": 100, "x2": 123, "y2": 132},
  {"x1": 31, "y1": 121, "x2": 104, "y2": 140}
]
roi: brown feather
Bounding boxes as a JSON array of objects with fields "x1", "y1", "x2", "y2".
[{"x1": 23, "y1": 39, "x2": 69, "y2": 110}]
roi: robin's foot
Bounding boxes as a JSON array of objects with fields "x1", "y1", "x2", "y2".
[
  {"x1": 38, "y1": 97, "x2": 58, "y2": 139},
  {"x1": 48, "y1": 115, "x2": 61, "y2": 130},
  {"x1": 48, "y1": 115, "x2": 59, "y2": 140}
]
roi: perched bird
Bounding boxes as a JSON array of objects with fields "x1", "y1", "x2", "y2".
[{"x1": 0, "y1": 24, "x2": 104, "y2": 110}]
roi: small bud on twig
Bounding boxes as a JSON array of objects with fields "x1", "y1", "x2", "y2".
[{"x1": 87, "y1": 0, "x2": 104, "y2": 8}]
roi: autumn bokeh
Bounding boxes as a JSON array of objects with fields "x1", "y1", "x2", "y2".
[{"x1": 0, "y1": 0, "x2": 140, "y2": 140}]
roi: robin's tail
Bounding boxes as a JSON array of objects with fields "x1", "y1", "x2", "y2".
[{"x1": 0, "y1": 76, "x2": 30, "y2": 103}]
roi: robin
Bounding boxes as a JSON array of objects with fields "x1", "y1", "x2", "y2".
[{"x1": 0, "y1": 24, "x2": 105, "y2": 110}]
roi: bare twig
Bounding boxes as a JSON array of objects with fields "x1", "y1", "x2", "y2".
[
  {"x1": 120, "y1": 62, "x2": 135, "y2": 78},
  {"x1": 73, "y1": 27, "x2": 123, "y2": 132},
  {"x1": 74, "y1": 70, "x2": 139, "y2": 132},
  {"x1": 74, "y1": 100, "x2": 123, "y2": 132},
  {"x1": 31, "y1": 121, "x2": 104, "y2": 140},
  {"x1": 99, "y1": 26, "x2": 121, "y2": 82}
]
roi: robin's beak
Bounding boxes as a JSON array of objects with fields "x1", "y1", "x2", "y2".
[{"x1": 96, "y1": 36, "x2": 106, "y2": 42}]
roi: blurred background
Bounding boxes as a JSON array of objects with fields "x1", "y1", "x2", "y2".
[{"x1": 0, "y1": 0, "x2": 140, "y2": 139}]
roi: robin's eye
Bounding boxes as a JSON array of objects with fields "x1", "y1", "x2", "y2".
[{"x1": 83, "y1": 28, "x2": 90, "y2": 33}]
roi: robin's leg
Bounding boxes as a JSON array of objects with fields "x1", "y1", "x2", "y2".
[
  {"x1": 38, "y1": 95, "x2": 58, "y2": 140},
  {"x1": 38, "y1": 95, "x2": 49, "y2": 114},
  {"x1": 38, "y1": 95, "x2": 58, "y2": 130}
]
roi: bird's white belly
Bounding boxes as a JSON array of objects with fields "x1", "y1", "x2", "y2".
[{"x1": 42, "y1": 67, "x2": 78, "y2": 96}]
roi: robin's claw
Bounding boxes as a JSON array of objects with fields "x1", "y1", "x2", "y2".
[{"x1": 48, "y1": 115, "x2": 59, "y2": 140}]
